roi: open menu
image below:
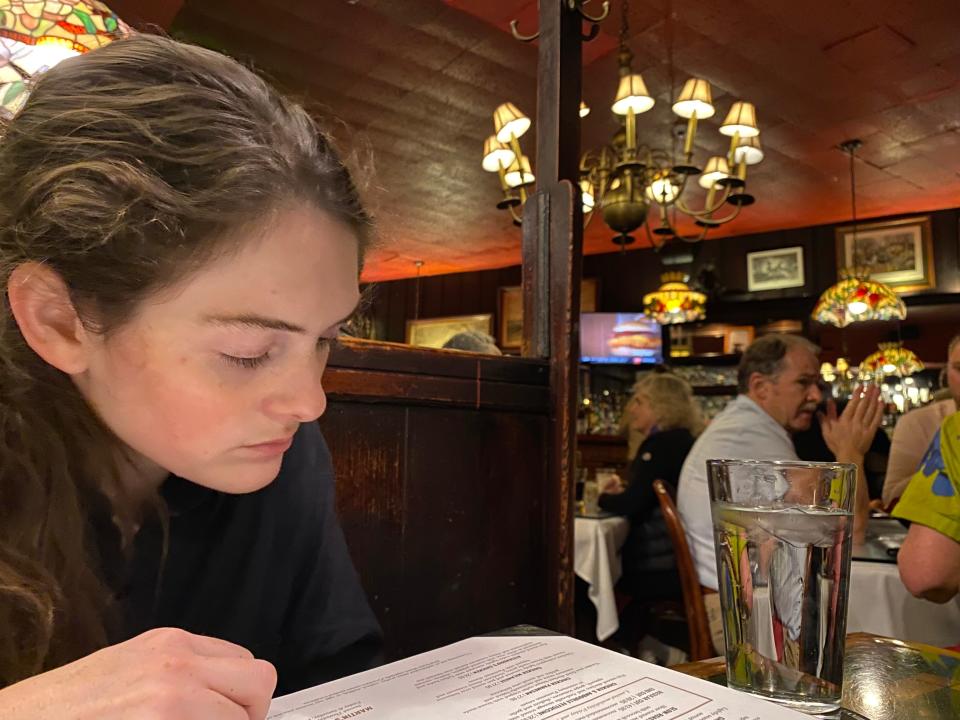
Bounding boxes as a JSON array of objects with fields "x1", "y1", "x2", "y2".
[{"x1": 268, "y1": 633, "x2": 807, "y2": 719}]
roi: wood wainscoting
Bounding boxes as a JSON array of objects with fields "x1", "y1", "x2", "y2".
[{"x1": 320, "y1": 338, "x2": 555, "y2": 660}]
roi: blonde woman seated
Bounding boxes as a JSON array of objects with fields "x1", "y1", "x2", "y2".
[{"x1": 599, "y1": 373, "x2": 702, "y2": 604}]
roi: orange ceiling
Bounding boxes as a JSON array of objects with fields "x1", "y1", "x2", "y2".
[{"x1": 117, "y1": 0, "x2": 960, "y2": 281}]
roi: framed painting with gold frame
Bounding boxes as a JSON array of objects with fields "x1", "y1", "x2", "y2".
[
  {"x1": 498, "y1": 278, "x2": 599, "y2": 350},
  {"x1": 836, "y1": 216, "x2": 935, "y2": 292},
  {"x1": 405, "y1": 314, "x2": 493, "y2": 349}
]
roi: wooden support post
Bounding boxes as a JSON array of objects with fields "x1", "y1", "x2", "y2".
[{"x1": 521, "y1": 0, "x2": 584, "y2": 635}]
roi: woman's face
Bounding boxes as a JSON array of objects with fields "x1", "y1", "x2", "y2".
[
  {"x1": 73, "y1": 203, "x2": 360, "y2": 494},
  {"x1": 626, "y1": 392, "x2": 657, "y2": 435}
]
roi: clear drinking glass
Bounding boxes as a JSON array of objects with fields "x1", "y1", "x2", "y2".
[{"x1": 707, "y1": 459, "x2": 856, "y2": 716}]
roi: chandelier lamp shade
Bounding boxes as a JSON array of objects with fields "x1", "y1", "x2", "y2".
[
  {"x1": 811, "y1": 268, "x2": 906, "y2": 328},
  {"x1": 859, "y1": 343, "x2": 923, "y2": 379},
  {"x1": 493, "y1": 101, "x2": 531, "y2": 144},
  {"x1": 642, "y1": 272, "x2": 706, "y2": 325},
  {"x1": 0, "y1": 0, "x2": 130, "y2": 117},
  {"x1": 812, "y1": 139, "x2": 906, "y2": 327},
  {"x1": 482, "y1": 0, "x2": 763, "y2": 246}
]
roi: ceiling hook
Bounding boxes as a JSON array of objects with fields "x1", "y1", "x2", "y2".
[
  {"x1": 575, "y1": 0, "x2": 611, "y2": 25},
  {"x1": 510, "y1": 18, "x2": 540, "y2": 42},
  {"x1": 581, "y1": 23, "x2": 601, "y2": 42}
]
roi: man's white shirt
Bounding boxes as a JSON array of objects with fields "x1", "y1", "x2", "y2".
[{"x1": 677, "y1": 394, "x2": 798, "y2": 589}]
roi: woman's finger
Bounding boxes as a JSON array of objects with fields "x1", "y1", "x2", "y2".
[
  {"x1": 182, "y1": 687, "x2": 251, "y2": 720},
  {"x1": 134, "y1": 628, "x2": 255, "y2": 661},
  {"x1": 182, "y1": 632, "x2": 256, "y2": 660},
  {"x1": 192, "y1": 656, "x2": 277, "y2": 720}
]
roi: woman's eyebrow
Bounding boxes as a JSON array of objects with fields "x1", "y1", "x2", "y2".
[{"x1": 203, "y1": 314, "x2": 307, "y2": 334}]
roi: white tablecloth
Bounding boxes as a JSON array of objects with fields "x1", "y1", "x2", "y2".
[
  {"x1": 847, "y1": 560, "x2": 960, "y2": 645},
  {"x1": 573, "y1": 516, "x2": 629, "y2": 641}
]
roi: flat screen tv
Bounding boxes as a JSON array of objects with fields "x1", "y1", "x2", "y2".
[{"x1": 580, "y1": 313, "x2": 663, "y2": 365}]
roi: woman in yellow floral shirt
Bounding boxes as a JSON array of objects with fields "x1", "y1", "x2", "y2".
[{"x1": 895, "y1": 412, "x2": 960, "y2": 603}]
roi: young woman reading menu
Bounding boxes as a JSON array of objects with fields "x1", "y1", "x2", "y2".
[{"x1": 0, "y1": 34, "x2": 381, "y2": 719}]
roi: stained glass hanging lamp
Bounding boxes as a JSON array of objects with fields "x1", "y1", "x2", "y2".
[
  {"x1": 643, "y1": 272, "x2": 706, "y2": 325},
  {"x1": 0, "y1": 1, "x2": 130, "y2": 117},
  {"x1": 811, "y1": 140, "x2": 906, "y2": 327},
  {"x1": 859, "y1": 342, "x2": 923, "y2": 380}
]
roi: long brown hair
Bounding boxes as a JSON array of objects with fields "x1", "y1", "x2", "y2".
[{"x1": 0, "y1": 34, "x2": 372, "y2": 686}]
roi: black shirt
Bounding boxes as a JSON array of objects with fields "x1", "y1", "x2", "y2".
[
  {"x1": 598, "y1": 427, "x2": 695, "y2": 576},
  {"x1": 97, "y1": 422, "x2": 383, "y2": 696},
  {"x1": 598, "y1": 427, "x2": 694, "y2": 520}
]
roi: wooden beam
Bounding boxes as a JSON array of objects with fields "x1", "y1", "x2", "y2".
[{"x1": 521, "y1": 1, "x2": 585, "y2": 635}]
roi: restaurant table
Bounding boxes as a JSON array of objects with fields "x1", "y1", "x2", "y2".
[
  {"x1": 848, "y1": 517, "x2": 960, "y2": 646},
  {"x1": 574, "y1": 513, "x2": 629, "y2": 642},
  {"x1": 672, "y1": 632, "x2": 960, "y2": 720}
]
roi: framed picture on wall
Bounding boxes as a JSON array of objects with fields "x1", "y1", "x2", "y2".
[
  {"x1": 746, "y1": 246, "x2": 805, "y2": 291},
  {"x1": 836, "y1": 216, "x2": 934, "y2": 292},
  {"x1": 498, "y1": 286, "x2": 524, "y2": 350},
  {"x1": 405, "y1": 314, "x2": 493, "y2": 349},
  {"x1": 498, "y1": 278, "x2": 599, "y2": 350}
]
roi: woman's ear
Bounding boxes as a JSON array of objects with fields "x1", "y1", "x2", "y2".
[{"x1": 7, "y1": 262, "x2": 92, "y2": 375}]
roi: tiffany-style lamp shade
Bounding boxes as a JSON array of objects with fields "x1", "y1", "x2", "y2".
[
  {"x1": 643, "y1": 272, "x2": 707, "y2": 325},
  {"x1": 811, "y1": 268, "x2": 906, "y2": 328},
  {"x1": 859, "y1": 343, "x2": 923, "y2": 379},
  {"x1": 0, "y1": 0, "x2": 130, "y2": 116}
]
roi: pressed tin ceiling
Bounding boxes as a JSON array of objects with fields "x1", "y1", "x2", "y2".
[{"x1": 108, "y1": 0, "x2": 960, "y2": 281}]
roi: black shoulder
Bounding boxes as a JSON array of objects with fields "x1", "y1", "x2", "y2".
[{"x1": 640, "y1": 428, "x2": 694, "y2": 456}]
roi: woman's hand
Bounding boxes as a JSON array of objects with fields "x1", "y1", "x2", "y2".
[
  {"x1": 0, "y1": 627, "x2": 277, "y2": 720},
  {"x1": 600, "y1": 474, "x2": 624, "y2": 495}
]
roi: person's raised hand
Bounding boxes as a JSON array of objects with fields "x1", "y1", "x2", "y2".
[
  {"x1": 0, "y1": 627, "x2": 276, "y2": 720},
  {"x1": 819, "y1": 384, "x2": 884, "y2": 462}
]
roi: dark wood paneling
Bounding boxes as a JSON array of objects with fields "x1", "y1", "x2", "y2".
[
  {"x1": 331, "y1": 338, "x2": 548, "y2": 386},
  {"x1": 321, "y1": 343, "x2": 552, "y2": 659},
  {"x1": 325, "y1": 366, "x2": 549, "y2": 412},
  {"x1": 400, "y1": 408, "x2": 549, "y2": 652},
  {"x1": 320, "y1": 404, "x2": 407, "y2": 651},
  {"x1": 577, "y1": 434, "x2": 629, "y2": 479}
]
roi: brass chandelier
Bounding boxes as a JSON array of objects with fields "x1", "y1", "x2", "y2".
[{"x1": 482, "y1": 0, "x2": 764, "y2": 249}]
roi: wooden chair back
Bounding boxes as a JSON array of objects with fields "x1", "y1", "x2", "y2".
[{"x1": 652, "y1": 479, "x2": 714, "y2": 661}]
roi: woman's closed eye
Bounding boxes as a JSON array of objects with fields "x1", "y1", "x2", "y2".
[
  {"x1": 221, "y1": 351, "x2": 271, "y2": 370},
  {"x1": 222, "y1": 339, "x2": 334, "y2": 371}
]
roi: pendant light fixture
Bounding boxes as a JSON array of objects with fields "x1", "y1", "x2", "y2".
[
  {"x1": 0, "y1": 1, "x2": 130, "y2": 117},
  {"x1": 811, "y1": 140, "x2": 906, "y2": 327},
  {"x1": 643, "y1": 272, "x2": 706, "y2": 325},
  {"x1": 859, "y1": 343, "x2": 923, "y2": 380}
]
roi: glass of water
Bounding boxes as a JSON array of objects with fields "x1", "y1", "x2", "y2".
[{"x1": 707, "y1": 459, "x2": 856, "y2": 715}]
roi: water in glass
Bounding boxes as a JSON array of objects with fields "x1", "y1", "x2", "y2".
[{"x1": 712, "y1": 502, "x2": 853, "y2": 715}]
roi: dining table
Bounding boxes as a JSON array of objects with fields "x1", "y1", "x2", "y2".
[
  {"x1": 672, "y1": 632, "x2": 960, "y2": 720},
  {"x1": 573, "y1": 512, "x2": 629, "y2": 642},
  {"x1": 848, "y1": 516, "x2": 960, "y2": 646}
]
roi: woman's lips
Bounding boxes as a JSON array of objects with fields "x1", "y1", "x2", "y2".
[{"x1": 242, "y1": 436, "x2": 294, "y2": 457}]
